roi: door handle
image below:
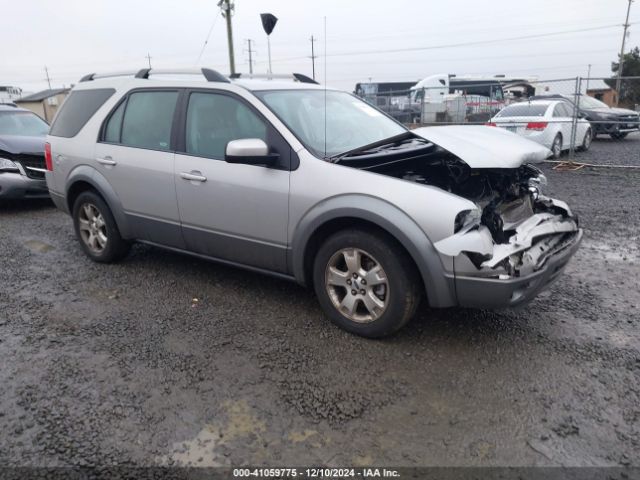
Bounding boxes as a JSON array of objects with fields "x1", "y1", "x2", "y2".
[
  {"x1": 180, "y1": 171, "x2": 207, "y2": 182},
  {"x1": 97, "y1": 156, "x2": 117, "y2": 166}
]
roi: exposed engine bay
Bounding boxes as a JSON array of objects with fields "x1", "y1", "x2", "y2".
[{"x1": 334, "y1": 134, "x2": 581, "y2": 278}]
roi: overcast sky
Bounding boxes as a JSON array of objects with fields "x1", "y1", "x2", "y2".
[{"x1": 1, "y1": 0, "x2": 638, "y2": 93}]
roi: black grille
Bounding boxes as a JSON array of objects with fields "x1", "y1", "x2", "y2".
[
  {"x1": 15, "y1": 154, "x2": 46, "y2": 179},
  {"x1": 618, "y1": 114, "x2": 640, "y2": 123}
]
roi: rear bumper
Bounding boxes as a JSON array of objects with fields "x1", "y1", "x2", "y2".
[
  {"x1": 454, "y1": 228, "x2": 583, "y2": 308},
  {"x1": 0, "y1": 172, "x2": 49, "y2": 199}
]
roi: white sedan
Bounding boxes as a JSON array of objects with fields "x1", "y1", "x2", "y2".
[{"x1": 488, "y1": 100, "x2": 592, "y2": 159}]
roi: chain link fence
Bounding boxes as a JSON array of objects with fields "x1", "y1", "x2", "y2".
[{"x1": 355, "y1": 76, "x2": 640, "y2": 161}]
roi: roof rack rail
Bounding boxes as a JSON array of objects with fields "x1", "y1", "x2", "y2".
[
  {"x1": 229, "y1": 72, "x2": 319, "y2": 85},
  {"x1": 79, "y1": 71, "x2": 140, "y2": 82},
  {"x1": 79, "y1": 68, "x2": 230, "y2": 83}
]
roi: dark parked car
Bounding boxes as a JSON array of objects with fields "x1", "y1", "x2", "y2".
[
  {"x1": 530, "y1": 94, "x2": 640, "y2": 139},
  {"x1": 0, "y1": 104, "x2": 49, "y2": 199}
]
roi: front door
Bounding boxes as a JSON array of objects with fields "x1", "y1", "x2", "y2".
[{"x1": 174, "y1": 91, "x2": 290, "y2": 273}]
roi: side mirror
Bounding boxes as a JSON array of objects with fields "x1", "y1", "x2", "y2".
[{"x1": 225, "y1": 138, "x2": 279, "y2": 166}]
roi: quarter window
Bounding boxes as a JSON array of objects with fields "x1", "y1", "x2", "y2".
[
  {"x1": 49, "y1": 88, "x2": 115, "y2": 138},
  {"x1": 185, "y1": 92, "x2": 267, "y2": 159},
  {"x1": 112, "y1": 91, "x2": 178, "y2": 151}
]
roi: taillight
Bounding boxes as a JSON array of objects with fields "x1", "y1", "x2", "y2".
[
  {"x1": 526, "y1": 122, "x2": 548, "y2": 131},
  {"x1": 44, "y1": 142, "x2": 53, "y2": 171},
  {"x1": 485, "y1": 122, "x2": 497, "y2": 127}
]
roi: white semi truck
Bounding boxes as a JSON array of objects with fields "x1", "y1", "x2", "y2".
[{"x1": 409, "y1": 74, "x2": 507, "y2": 123}]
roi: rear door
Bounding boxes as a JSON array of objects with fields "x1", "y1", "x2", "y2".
[
  {"x1": 173, "y1": 90, "x2": 291, "y2": 273},
  {"x1": 94, "y1": 89, "x2": 184, "y2": 247},
  {"x1": 553, "y1": 102, "x2": 574, "y2": 146}
]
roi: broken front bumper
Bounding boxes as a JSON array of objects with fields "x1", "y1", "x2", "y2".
[
  {"x1": 453, "y1": 228, "x2": 582, "y2": 307},
  {"x1": 435, "y1": 196, "x2": 583, "y2": 308}
]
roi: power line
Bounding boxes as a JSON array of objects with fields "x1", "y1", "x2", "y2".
[
  {"x1": 318, "y1": 22, "x2": 638, "y2": 59},
  {"x1": 194, "y1": 7, "x2": 222, "y2": 66},
  {"x1": 251, "y1": 22, "x2": 634, "y2": 66}
]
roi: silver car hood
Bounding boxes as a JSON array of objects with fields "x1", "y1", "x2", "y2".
[{"x1": 412, "y1": 125, "x2": 550, "y2": 169}]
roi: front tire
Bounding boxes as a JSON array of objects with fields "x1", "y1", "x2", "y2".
[
  {"x1": 610, "y1": 131, "x2": 628, "y2": 140},
  {"x1": 312, "y1": 229, "x2": 421, "y2": 338},
  {"x1": 72, "y1": 191, "x2": 130, "y2": 263}
]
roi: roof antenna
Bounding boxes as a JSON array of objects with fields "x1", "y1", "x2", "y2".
[{"x1": 323, "y1": 16, "x2": 327, "y2": 160}]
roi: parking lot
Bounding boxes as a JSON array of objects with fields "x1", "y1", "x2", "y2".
[{"x1": 0, "y1": 133, "x2": 639, "y2": 468}]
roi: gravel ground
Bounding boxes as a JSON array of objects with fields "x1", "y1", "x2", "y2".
[{"x1": 0, "y1": 133, "x2": 639, "y2": 469}]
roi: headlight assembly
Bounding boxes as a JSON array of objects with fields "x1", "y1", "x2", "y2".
[
  {"x1": 0, "y1": 157, "x2": 19, "y2": 172},
  {"x1": 454, "y1": 208, "x2": 482, "y2": 233}
]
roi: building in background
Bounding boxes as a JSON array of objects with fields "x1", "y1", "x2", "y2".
[
  {"x1": 0, "y1": 86, "x2": 24, "y2": 104},
  {"x1": 15, "y1": 88, "x2": 69, "y2": 122},
  {"x1": 586, "y1": 80, "x2": 617, "y2": 107}
]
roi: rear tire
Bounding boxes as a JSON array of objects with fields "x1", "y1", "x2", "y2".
[
  {"x1": 551, "y1": 134, "x2": 562, "y2": 159},
  {"x1": 312, "y1": 228, "x2": 421, "y2": 338},
  {"x1": 72, "y1": 191, "x2": 130, "y2": 263}
]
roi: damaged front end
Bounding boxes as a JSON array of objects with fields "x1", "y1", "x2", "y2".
[
  {"x1": 419, "y1": 159, "x2": 581, "y2": 303},
  {"x1": 427, "y1": 163, "x2": 583, "y2": 305},
  {"x1": 333, "y1": 126, "x2": 582, "y2": 306},
  {"x1": 436, "y1": 189, "x2": 581, "y2": 280}
]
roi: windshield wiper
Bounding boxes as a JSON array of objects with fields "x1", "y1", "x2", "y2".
[{"x1": 328, "y1": 131, "x2": 414, "y2": 162}]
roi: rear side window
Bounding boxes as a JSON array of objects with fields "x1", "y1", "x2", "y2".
[
  {"x1": 497, "y1": 104, "x2": 548, "y2": 118},
  {"x1": 49, "y1": 89, "x2": 115, "y2": 137},
  {"x1": 558, "y1": 103, "x2": 573, "y2": 117},
  {"x1": 103, "y1": 91, "x2": 178, "y2": 151}
]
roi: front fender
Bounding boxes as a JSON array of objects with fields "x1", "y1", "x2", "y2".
[
  {"x1": 290, "y1": 194, "x2": 457, "y2": 308},
  {"x1": 65, "y1": 165, "x2": 132, "y2": 238}
]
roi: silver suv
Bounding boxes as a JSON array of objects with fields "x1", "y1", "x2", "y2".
[{"x1": 45, "y1": 68, "x2": 582, "y2": 338}]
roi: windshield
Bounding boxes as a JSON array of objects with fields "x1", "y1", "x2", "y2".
[
  {"x1": 572, "y1": 95, "x2": 609, "y2": 109},
  {"x1": 254, "y1": 90, "x2": 406, "y2": 158},
  {"x1": 0, "y1": 111, "x2": 49, "y2": 136}
]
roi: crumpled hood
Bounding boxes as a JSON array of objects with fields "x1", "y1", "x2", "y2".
[
  {"x1": 413, "y1": 125, "x2": 550, "y2": 169},
  {"x1": 0, "y1": 135, "x2": 45, "y2": 155}
]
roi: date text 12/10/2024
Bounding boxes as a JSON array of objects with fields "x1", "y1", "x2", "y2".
[{"x1": 232, "y1": 468, "x2": 401, "y2": 478}]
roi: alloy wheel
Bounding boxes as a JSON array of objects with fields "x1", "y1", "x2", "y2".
[
  {"x1": 78, "y1": 203, "x2": 108, "y2": 253},
  {"x1": 325, "y1": 247, "x2": 389, "y2": 323}
]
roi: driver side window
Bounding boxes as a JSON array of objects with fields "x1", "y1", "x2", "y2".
[{"x1": 185, "y1": 92, "x2": 267, "y2": 159}]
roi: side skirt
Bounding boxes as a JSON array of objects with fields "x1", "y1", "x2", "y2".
[{"x1": 137, "y1": 240, "x2": 299, "y2": 284}]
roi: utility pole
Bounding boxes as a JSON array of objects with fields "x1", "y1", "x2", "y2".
[
  {"x1": 220, "y1": 0, "x2": 236, "y2": 75},
  {"x1": 44, "y1": 66, "x2": 52, "y2": 90},
  {"x1": 145, "y1": 53, "x2": 152, "y2": 69},
  {"x1": 586, "y1": 64, "x2": 592, "y2": 91},
  {"x1": 615, "y1": 0, "x2": 633, "y2": 106},
  {"x1": 310, "y1": 35, "x2": 317, "y2": 80},
  {"x1": 245, "y1": 39, "x2": 255, "y2": 74}
]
